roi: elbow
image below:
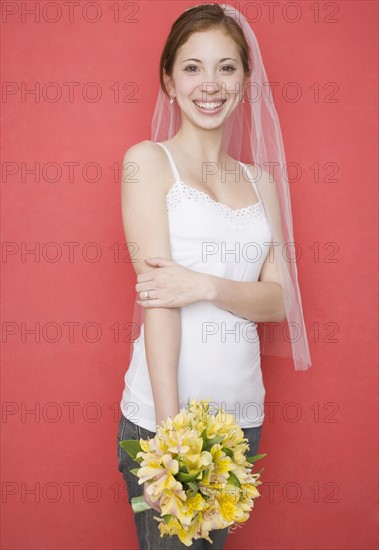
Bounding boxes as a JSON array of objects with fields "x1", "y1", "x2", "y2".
[
  {"x1": 261, "y1": 294, "x2": 286, "y2": 323},
  {"x1": 275, "y1": 307, "x2": 287, "y2": 323},
  {"x1": 275, "y1": 284, "x2": 287, "y2": 323},
  {"x1": 264, "y1": 309, "x2": 286, "y2": 323}
]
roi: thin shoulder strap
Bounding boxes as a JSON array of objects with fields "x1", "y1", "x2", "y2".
[
  {"x1": 156, "y1": 142, "x2": 181, "y2": 184},
  {"x1": 238, "y1": 161, "x2": 260, "y2": 201}
]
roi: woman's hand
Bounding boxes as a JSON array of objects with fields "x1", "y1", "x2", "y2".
[
  {"x1": 143, "y1": 481, "x2": 162, "y2": 513},
  {"x1": 136, "y1": 256, "x2": 210, "y2": 308}
]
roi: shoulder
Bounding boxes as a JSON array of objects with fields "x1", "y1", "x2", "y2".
[
  {"x1": 122, "y1": 140, "x2": 170, "y2": 190},
  {"x1": 121, "y1": 140, "x2": 172, "y2": 194},
  {"x1": 244, "y1": 163, "x2": 282, "y2": 215},
  {"x1": 122, "y1": 140, "x2": 166, "y2": 166},
  {"x1": 245, "y1": 162, "x2": 279, "y2": 195},
  {"x1": 245, "y1": 163, "x2": 272, "y2": 186}
]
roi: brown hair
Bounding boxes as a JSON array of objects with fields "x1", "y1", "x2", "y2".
[{"x1": 159, "y1": 3, "x2": 252, "y2": 98}]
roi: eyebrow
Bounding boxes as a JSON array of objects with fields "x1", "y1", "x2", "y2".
[{"x1": 181, "y1": 57, "x2": 238, "y2": 64}]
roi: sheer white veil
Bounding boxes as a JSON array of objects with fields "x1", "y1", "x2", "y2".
[{"x1": 129, "y1": 2, "x2": 312, "y2": 371}]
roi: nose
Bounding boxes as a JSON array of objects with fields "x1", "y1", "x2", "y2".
[
  {"x1": 199, "y1": 66, "x2": 231, "y2": 96},
  {"x1": 199, "y1": 79, "x2": 228, "y2": 101},
  {"x1": 200, "y1": 78, "x2": 221, "y2": 96}
]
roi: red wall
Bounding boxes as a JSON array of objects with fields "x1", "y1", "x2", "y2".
[{"x1": 1, "y1": 1, "x2": 377, "y2": 548}]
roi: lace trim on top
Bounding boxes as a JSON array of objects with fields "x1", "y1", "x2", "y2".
[{"x1": 166, "y1": 180, "x2": 266, "y2": 230}]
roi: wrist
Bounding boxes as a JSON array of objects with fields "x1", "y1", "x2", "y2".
[
  {"x1": 198, "y1": 272, "x2": 216, "y2": 302},
  {"x1": 155, "y1": 403, "x2": 180, "y2": 429}
]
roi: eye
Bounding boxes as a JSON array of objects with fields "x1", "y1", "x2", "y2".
[
  {"x1": 184, "y1": 65, "x2": 199, "y2": 73},
  {"x1": 221, "y1": 65, "x2": 236, "y2": 73}
]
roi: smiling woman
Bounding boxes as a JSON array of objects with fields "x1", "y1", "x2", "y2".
[{"x1": 117, "y1": 3, "x2": 311, "y2": 549}]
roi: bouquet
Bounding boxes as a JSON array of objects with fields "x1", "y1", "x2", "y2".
[{"x1": 119, "y1": 398, "x2": 266, "y2": 547}]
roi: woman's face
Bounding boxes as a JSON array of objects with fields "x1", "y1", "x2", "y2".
[{"x1": 166, "y1": 27, "x2": 246, "y2": 131}]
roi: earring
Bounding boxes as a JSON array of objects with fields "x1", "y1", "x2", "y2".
[
  {"x1": 170, "y1": 92, "x2": 175, "y2": 104},
  {"x1": 242, "y1": 95, "x2": 245, "y2": 103}
]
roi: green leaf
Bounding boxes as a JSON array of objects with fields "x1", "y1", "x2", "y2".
[
  {"x1": 246, "y1": 452, "x2": 267, "y2": 464},
  {"x1": 130, "y1": 468, "x2": 140, "y2": 477},
  {"x1": 201, "y1": 428, "x2": 208, "y2": 449},
  {"x1": 131, "y1": 495, "x2": 152, "y2": 514},
  {"x1": 187, "y1": 481, "x2": 198, "y2": 494},
  {"x1": 177, "y1": 470, "x2": 202, "y2": 482},
  {"x1": 119, "y1": 439, "x2": 143, "y2": 461},
  {"x1": 204, "y1": 435, "x2": 226, "y2": 451},
  {"x1": 223, "y1": 447, "x2": 234, "y2": 459},
  {"x1": 227, "y1": 471, "x2": 241, "y2": 488},
  {"x1": 163, "y1": 514, "x2": 172, "y2": 524}
]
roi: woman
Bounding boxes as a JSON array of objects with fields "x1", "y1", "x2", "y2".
[{"x1": 117, "y1": 3, "x2": 311, "y2": 549}]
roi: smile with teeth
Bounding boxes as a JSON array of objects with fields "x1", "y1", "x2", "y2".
[{"x1": 193, "y1": 100, "x2": 226, "y2": 111}]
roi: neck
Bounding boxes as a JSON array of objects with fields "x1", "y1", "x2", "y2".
[{"x1": 169, "y1": 119, "x2": 229, "y2": 164}]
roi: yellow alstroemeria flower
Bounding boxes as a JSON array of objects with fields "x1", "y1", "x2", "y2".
[
  {"x1": 199, "y1": 505, "x2": 231, "y2": 533},
  {"x1": 209, "y1": 444, "x2": 236, "y2": 483},
  {"x1": 190, "y1": 511, "x2": 215, "y2": 544},
  {"x1": 216, "y1": 492, "x2": 240, "y2": 522},
  {"x1": 188, "y1": 397, "x2": 212, "y2": 420},
  {"x1": 156, "y1": 515, "x2": 199, "y2": 547},
  {"x1": 233, "y1": 501, "x2": 251, "y2": 522},
  {"x1": 137, "y1": 452, "x2": 179, "y2": 481},
  {"x1": 182, "y1": 449, "x2": 213, "y2": 474},
  {"x1": 230, "y1": 463, "x2": 252, "y2": 485},
  {"x1": 160, "y1": 487, "x2": 188, "y2": 523},
  {"x1": 176, "y1": 492, "x2": 207, "y2": 528},
  {"x1": 203, "y1": 414, "x2": 225, "y2": 439},
  {"x1": 233, "y1": 444, "x2": 250, "y2": 464},
  {"x1": 146, "y1": 472, "x2": 181, "y2": 500},
  {"x1": 163, "y1": 428, "x2": 195, "y2": 455},
  {"x1": 241, "y1": 481, "x2": 261, "y2": 500},
  {"x1": 137, "y1": 460, "x2": 166, "y2": 484},
  {"x1": 138, "y1": 435, "x2": 167, "y2": 456}
]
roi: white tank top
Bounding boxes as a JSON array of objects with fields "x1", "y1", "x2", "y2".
[{"x1": 120, "y1": 142, "x2": 272, "y2": 431}]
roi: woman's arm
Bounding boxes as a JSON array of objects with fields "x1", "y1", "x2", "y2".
[
  {"x1": 136, "y1": 249, "x2": 286, "y2": 323},
  {"x1": 200, "y1": 244, "x2": 287, "y2": 323},
  {"x1": 201, "y1": 162, "x2": 286, "y2": 323},
  {"x1": 121, "y1": 141, "x2": 181, "y2": 428},
  {"x1": 199, "y1": 162, "x2": 286, "y2": 323}
]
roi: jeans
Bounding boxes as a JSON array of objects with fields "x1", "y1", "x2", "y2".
[{"x1": 117, "y1": 413, "x2": 263, "y2": 550}]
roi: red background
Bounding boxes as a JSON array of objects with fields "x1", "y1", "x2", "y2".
[{"x1": 1, "y1": 1, "x2": 377, "y2": 548}]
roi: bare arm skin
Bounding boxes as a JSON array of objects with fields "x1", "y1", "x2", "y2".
[
  {"x1": 199, "y1": 243, "x2": 287, "y2": 322},
  {"x1": 121, "y1": 140, "x2": 181, "y2": 428}
]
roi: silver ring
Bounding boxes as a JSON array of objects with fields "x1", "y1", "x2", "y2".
[{"x1": 140, "y1": 290, "x2": 150, "y2": 300}]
